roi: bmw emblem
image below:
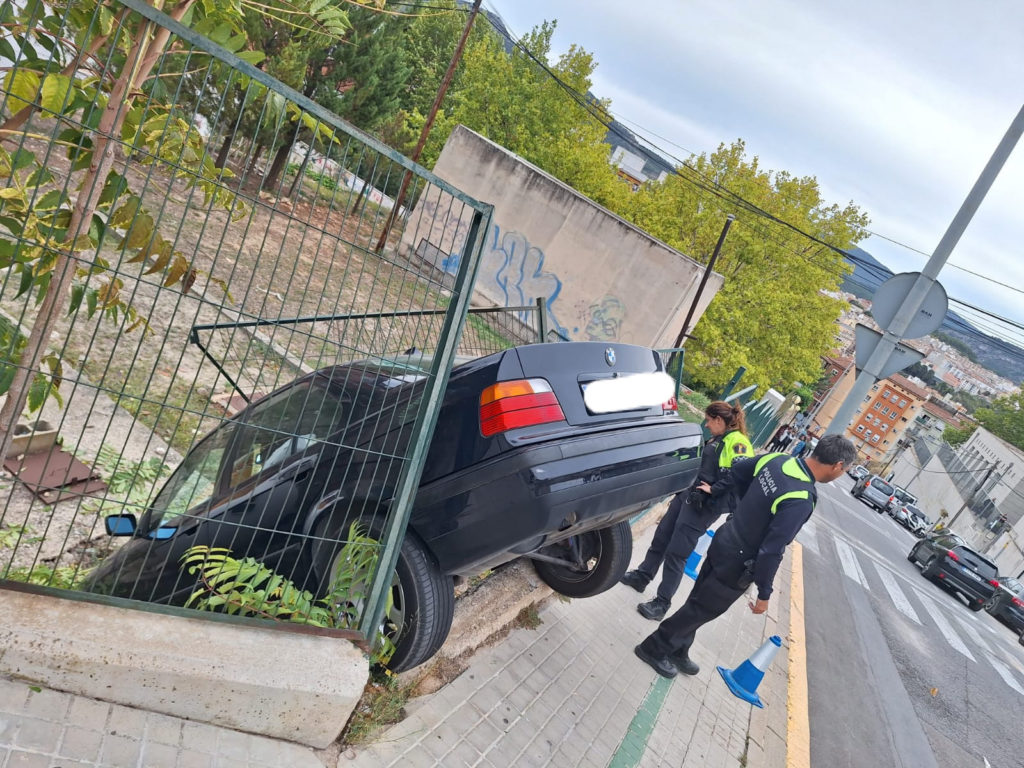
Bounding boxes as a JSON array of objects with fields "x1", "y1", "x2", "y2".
[{"x1": 605, "y1": 347, "x2": 616, "y2": 366}]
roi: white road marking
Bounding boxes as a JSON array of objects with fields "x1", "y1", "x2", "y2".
[
  {"x1": 873, "y1": 561, "x2": 920, "y2": 624},
  {"x1": 985, "y1": 656, "x2": 1024, "y2": 696},
  {"x1": 797, "y1": 518, "x2": 819, "y2": 556},
  {"x1": 917, "y1": 594, "x2": 976, "y2": 662},
  {"x1": 834, "y1": 538, "x2": 868, "y2": 588},
  {"x1": 953, "y1": 615, "x2": 993, "y2": 655}
]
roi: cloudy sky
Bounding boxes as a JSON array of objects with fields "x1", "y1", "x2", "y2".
[{"x1": 490, "y1": 0, "x2": 1024, "y2": 349}]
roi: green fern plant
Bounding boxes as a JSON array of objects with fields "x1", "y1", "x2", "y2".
[
  {"x1": 182, "y1": 521, "x2": 396, "y2": 667},
  {"x1": 82, "y1": 444, "x2": 172, "y2": 516}
]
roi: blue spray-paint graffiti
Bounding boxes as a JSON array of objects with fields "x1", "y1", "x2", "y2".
[
  {"x1": 582, "y1": 296, "x2": 626, "y2": 341},
  {"x1": 443, "y1": 224, "x2": 569, "y2": 339}
]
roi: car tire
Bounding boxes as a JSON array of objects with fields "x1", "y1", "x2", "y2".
[
  {"x1": 921, "y1": 556, "x2": 939, "y2": 579},
  {"x1": 969, "y1": 601, "x2": 984, "y2": 612},
  {"x1": 313, "y1": 516, "x2": 454, "y2": 673},
  {"x1": 907, "y1": 545, "x2": 920, "y2": 564},
  {"x1": 984, "y1": 595, "x2": 1000, "y2": 614},
  {"x1": 532, "y1": 521, "x2": 632, "y2": 598}
]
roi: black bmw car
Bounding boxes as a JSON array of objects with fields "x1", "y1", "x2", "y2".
[{"x1": 85, "y1": 342, "x2": 702, "y2": 670}]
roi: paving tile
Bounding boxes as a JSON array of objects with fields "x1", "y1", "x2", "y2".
[
  {"x1": 144, "y1": 712, "x2": 183, "y2": 747},
  {"x1": 21, "y1": 688, "x2": 70, "y2": 723},
  {"x1": 178, "y1": 749, "x2": 215, "y2": 768},
  {"x1": 99, "y1": 733, "x2": 141, "y2": 767},
  {"x1": 66, "y1": 697, "x2": 110, "y2": 732},
  {"x1": 140, "y1": 740, "x2": 179, "y2": 768},
  {"x1": 57, "y1": 725, "x2": 103, "y2": 762},
  {"x1": 12, "y1": 719, "x2": 60, "y2": 754},
  {"x1": 7, "y1": 749, "x2": 53, "y2": 768}
]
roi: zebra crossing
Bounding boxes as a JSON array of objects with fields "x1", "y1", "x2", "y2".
[{"x1": 797, "y1": 517, "x2": 1024, "y2": 695}]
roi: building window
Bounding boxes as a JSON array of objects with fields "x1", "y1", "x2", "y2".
[
  {"x1": 890, "y1": 393, "x2": 900, "y2": 403},
  {"x1": 871, "y1": 435, "x2": 880, "y2": 443},
  {"x1": 831, "y1": 368, "x2": 839, "y2": 376},
  {"x1": 865, "y1": 429, "x2": 873, "y2": 437},
  {"x1": 883, "y1": 390, "x2": 891, "y2": 398},
  {"x1": 873, "y1": 418, "x2": 881, "y2": 426},
  {"x1": 874, "y1": 402, "x2": 883, "y2": 410},
  {"x1": 856, "y1": 425, "x2": 865, "y2": 433},
  {"x1": 899, "y1": 399, "x2": 907, "y2": 408},
  {"x1": 880, "y1": 423, "x2": 888, "y2": 431}
]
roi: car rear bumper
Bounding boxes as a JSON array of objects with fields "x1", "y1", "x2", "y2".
[
  {"x1": 934, "y1": 564, "x2": 994, "y2": 605},
  {"x1": 413, "y1": 421, "x2": 701, "y2": 575}
]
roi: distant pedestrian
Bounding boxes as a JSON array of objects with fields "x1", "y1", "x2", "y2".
[
  {"x1": 765, "y1": 424, "x2": 792, "y2": 452},
  {"x1": 789, "y1": 434, "x2": 806, "y2": 456},
  {"x1": 633, "y1": 435, "x2": 858, "y2": 678},
  {"x1": 620, "y1": 401, "x2": 754, "y2": 621}
]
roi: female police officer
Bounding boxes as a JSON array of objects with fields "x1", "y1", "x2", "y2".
[{"x1": 621, "y1": 400, "x2": 754, "y2": 620}]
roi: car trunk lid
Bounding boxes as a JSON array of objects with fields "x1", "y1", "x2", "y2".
[{"x1": 513, "y1": 342, "x2": 671, "y2": 427}]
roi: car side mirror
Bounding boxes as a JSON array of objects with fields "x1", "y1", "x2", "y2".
[{"x1": 105, "y1": 514, "x2": 137, "y2": 536}]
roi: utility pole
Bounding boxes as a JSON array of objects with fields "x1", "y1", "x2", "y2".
[
  {"x1": 825, "y1": 104, "x2": 1024, "y2": 439},
  {"x1": 374, "y1": 0, "x2": 482, "y2": 253}
]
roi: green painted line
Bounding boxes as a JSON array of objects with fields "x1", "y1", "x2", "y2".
[{"x1": 609, "y1": 674, "x2": 673, "y2": 768}]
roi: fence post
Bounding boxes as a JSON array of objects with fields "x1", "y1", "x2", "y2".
[{"x1": 535, "y1": 297, "x2": 549, "y2": 343}]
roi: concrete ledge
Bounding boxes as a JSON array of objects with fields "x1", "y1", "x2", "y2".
[{"x1": 0, "y1": 587, "x2": 368, "y2": 749}]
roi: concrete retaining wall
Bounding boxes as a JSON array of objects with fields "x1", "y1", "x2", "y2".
[
  {"x1": 403, "y1": 126, "x2": 722, "y2": 348},
  {"x1": 0, "y1": 587, "x2": 368, "y2": 748}
]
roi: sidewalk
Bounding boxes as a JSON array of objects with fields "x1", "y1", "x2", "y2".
[{"x1": 0, "y1": 525, "x2": 798, "y2": 768}]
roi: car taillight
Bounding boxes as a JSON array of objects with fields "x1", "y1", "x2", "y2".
[
  {"x1": 480, "y1": 379, "x2": 565, "y2": 437},
  {"x1": 663, "y1": 395, "x2": 677, "y2": 413},
  {"x1": 1013, "y1": 597, "x2": 1024, "y2": 608},
  {"x1": 989, "y1": 580, "x2": 1000, "y2": 587},
  {"x1": 945, "y1": 550, "x2": 959, "y2": 562}
]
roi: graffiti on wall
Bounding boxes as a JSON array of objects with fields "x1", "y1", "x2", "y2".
[
  {"x1": 579, "y1": 296, "x2": 626, "y2": 341},
  {"x1": 437, "y1": 222, "x2": 569, "y2": 340}
]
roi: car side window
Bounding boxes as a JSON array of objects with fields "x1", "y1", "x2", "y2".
[
  {"x1": 228, "y1": 381, "x2": 346, "y2": 488},
  {"x1": 148, "y1": 426, "x2": 233, "y2": 529}
]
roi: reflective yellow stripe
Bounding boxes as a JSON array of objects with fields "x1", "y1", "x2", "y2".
[
  {"x1": 782, "y1": 457, "x2": 812, "y2": 482},
  {"x1": 755, "y1": 452, "x2": 788, "y2": 474},
  {"x1": 771, "y1": 490, "x2": 810, "y2": 515},
  {"x1": 719, "y1": 430, "x2": 753, "y2": 467}
]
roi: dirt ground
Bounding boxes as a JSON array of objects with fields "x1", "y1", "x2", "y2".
[{"x1": 0, "y1": 129, "x2": 502, "y2": 582}]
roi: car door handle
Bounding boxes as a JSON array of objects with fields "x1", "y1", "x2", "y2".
[{"x1": 277, "y1": 456, "x2": 317, "y2": 483}]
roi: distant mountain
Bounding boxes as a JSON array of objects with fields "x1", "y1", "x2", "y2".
[{"x1": 841, "y1": 246, "x2": 1024, "y2": 386}]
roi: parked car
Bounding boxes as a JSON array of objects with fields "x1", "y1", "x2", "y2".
[
  {"x1": 84, "y1": 342, "x2": 702, "y2": 671},
  {"x1": 907, "y1": 533, "x2": 1000, "y2": 611},
  {"x1": 889, "y1": 502, "x2": 918, "y2": 529},
  {"x1": 846, "y1": 464, "x2": 869, "y2": 481},
  {"x1": 906, "y1": 507, "x2": 931, "y2": 537},
  {"x1": 852, "y1": 474, "x2": 895, "y2": 512},
  {"x1": 885, "y1": 485, "x2": 917, "y2": 515},
  {"x1": 984, "y1": 576, "x2": 1024, "y2": 633}
]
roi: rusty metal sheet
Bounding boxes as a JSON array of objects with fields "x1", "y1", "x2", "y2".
[{"x1": 3, "y1": 448, "x2": 107, "y2": 504}]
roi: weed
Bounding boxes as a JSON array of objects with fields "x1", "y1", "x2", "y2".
[
  {"x1": 4, "y1": 563, "x2": 82, "y2": 589},
  {"x1": 81, "y1": 444, "x2": 172, "y2": 517},
  {"x1": 343, "y1": 672, "x2": 414, "y2": 745},
  {"x1": 513, "y1": 603, "x2": 543, "y2": 630}
]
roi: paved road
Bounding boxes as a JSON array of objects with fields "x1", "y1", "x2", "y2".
[{"x1": 799, "y1": 474, "x2": 1024, "y2": 767}]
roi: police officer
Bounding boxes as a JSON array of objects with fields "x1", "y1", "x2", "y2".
[
  {"x1": 634, "y1": 434, "x2": 857, "y2": 678},
  {"x1": 621, "y1": 401, "x2": 754, "y2": 621}
]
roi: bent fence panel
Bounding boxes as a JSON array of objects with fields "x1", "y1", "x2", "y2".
[{"x1": 0, "y1": 0, "x2": 493, "y2": 658}]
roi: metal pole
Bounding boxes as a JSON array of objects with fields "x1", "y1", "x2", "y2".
[
  {"x1": 374, "y1": 0, "x2": 482, "y2": 253},
  {"x1": 826, "y1": 104, "x2": 1024, "y2": 438},
  {"x1": 945, "y1": 460, "x2": 999, "y2": 533},
  {"x1": 672, "y1": 214, "x2": 734, "y2": 349}
]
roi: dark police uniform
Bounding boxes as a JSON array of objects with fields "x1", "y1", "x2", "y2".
[
  {"x1": 638, "y1": 452, "x2": 817, "y2": 660},
  {"x1": 630, "y1": 429, "x2": 753, "y2": 604}
]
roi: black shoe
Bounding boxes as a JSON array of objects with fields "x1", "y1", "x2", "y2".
[
  {"x1": 634, "y1": 644, "x2": 677, "y2": 678},
  {"x1": 620, "y1": 570, "x2": 649, "y2": 592},
  {"x1": 637, "y1": 597, "x2": 670, "y2": 621},
  {"x1": 668, "y1": 652, "x2": 699, "y2": 676}
]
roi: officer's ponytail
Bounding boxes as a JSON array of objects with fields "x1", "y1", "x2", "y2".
[{"x1": 704, "y1": 401, "x2": 749, "y2": 436}]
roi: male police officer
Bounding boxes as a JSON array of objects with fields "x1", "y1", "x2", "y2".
[{"x1": 634, "y1": 434, "x2": 857, "y2": 678}]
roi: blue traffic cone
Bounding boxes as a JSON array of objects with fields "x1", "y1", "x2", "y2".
[
  {"x1": 683, "y1": 529, "x2": 715, "y2": 579},
  {"x1": 716, "y1": 635, "x2": 782, "y2": 708}
]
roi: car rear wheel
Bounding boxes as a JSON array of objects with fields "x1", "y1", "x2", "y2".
[
  {"x1": 969, "y1": 601, "x2": 984, "y2": 612},
  {"x1": 313, "y1": 516, "x2": 454, "y2": 673},
  {"x1": 532, "y1": 521, "x2": 632, "y2": 598},
  {"x1": 984, "y1": 595, "x2": 1000, "y2": 613},
  {"x1": 907, "y1": 545, "x2": 920, "y2": 564},
  {"x1": 921, "y1": 556, "x2": 939, "y2": 579}
]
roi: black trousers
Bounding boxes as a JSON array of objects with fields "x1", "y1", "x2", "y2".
[
  {"x1": 639, "y1": 523, "x2": 754, "y2": 659},
  {"x1": 635, "y1": 492, "x2": 720, "y2": 603}
]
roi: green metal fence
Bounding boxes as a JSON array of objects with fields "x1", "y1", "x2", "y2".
[{"x1": 0, "y1": 0, "x2": 493, "y2": 658}]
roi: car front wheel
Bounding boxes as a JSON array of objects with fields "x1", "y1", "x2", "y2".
[
  {"x1": 314, "y1": 517, "x2": 454, "y2": 673},
  {"x1": 532, "y1": 521, "x2": 632, "y2": 598}
]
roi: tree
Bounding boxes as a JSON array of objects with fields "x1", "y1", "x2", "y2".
[
  {"x1": 422, "y1": 20, "x2": 630, "y2": 210},
  {"x1": 943, "y1": 424, "x2": 977, "y2": 448},
  {"x1": 975, "y1": 392, "x2": 1024, "y2": 450},
  {"x1": 623, "y1": 141, "x2": 870, "y2": 394},
  {"x1": 0, "y1": 0, "x2": 354, "y2": 458}
]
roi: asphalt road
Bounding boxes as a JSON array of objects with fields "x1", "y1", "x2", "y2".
[{"x1": 799, "y1": 473, "x2": 1024, "y2": 768}]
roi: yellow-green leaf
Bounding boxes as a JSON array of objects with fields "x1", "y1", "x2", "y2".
[
  {"x1": 3, "y1": 68, "x2": 40, "y2": 113},
  {"x1": 39, "y1": 73, "x2": 72, "y2": 114}
]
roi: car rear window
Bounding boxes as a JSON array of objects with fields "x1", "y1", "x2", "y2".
[
  {"x1": 905, "y1": 504, "x2": 921, "y2": 516},
  {"x1": 956, "y1": 549, "x2": 998, "y2": 579},
  {"x1": 870, "y1": 478, "x2": 894, "y2": 495},
  {"x1": 893, "y1": 487, "x2": 916, "y2": 503}
]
